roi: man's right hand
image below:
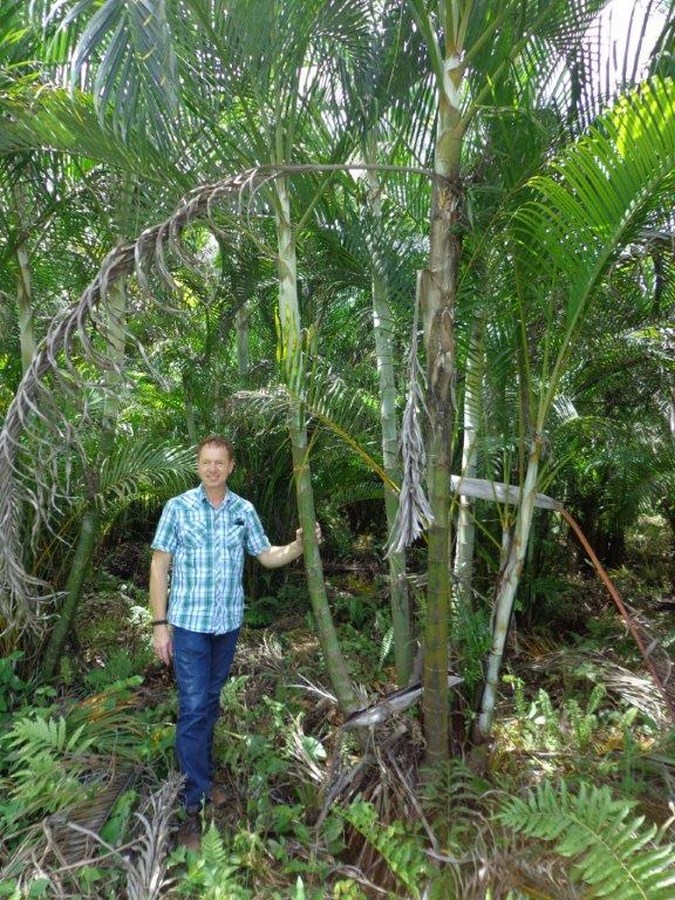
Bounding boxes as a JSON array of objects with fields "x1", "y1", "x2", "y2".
[{"x1": 153, "y1": 624, "x2": 173, "y2": 666}]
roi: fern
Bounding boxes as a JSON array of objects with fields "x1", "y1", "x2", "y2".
[
  {"x1": 499, "y1": 781, "x2": 675, "y2": 899},
  {"x1": 564, "y1": 683, "x2": 605, "y2": 752},
  {"x1": 6, "y1": 715, "x2": 93, "y2": 757},
  {"x1": 181, "y1": 822, "x2": 250, "y2": 899},
  {"x1": 339, "y1": 798, "x2": 428, "y2": 899}
]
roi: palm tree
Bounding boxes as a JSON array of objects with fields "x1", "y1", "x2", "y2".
[
  {"x1": 2, "y1": 0, "x2": 673, "y2": 749},
  {"x1": 478, "y1": 76, "x2": 675, "y2": 734},
  {"x1": 403, "y1": 0, "x2": 617, "y2": 761}
]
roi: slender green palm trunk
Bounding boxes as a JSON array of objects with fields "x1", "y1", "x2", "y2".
[
  {"x1": 40, "y1": 507, "x2": 100, "y2": 678},
  {"x1": 364, "y1": 147, "x2": 412, "y2": 685},
  {"x1": 373, "y1": 277, "x2": 412, "y2": 685},
  {"x1": 477, "y1": 435, "x2": 542, "y2": 736},
  {"x1": 453, "y1": 317, "x2": 485, "y2": 611},
  {"x1": 421, "y1": 99, "x2": 464, "y2": 762},
  {"x1": 274, "y1": 176, "x2": 358, "y2": 714},
  {"x1": 235, "y1": 303, "x2": 250, "y2": 379},
  {"x1": 12, "y1": 185, "x2": 37, "y2": 373},
  {"x1": 182, "y1": 369, "x2": 198, "y2": 445}
]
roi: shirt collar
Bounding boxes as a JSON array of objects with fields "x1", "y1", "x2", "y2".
[{"x1": 196, "y1": 483, "x2": 230, "y2": 509}]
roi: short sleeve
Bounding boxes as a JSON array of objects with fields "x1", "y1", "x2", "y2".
[
  {"x1": 244, "y1": 505, "x2": 271, "y2": 557},
  {"x1": 151, "y1": 500, "x2": 180, "y2": 555}
]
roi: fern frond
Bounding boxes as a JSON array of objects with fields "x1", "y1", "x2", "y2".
[
  {"x1": 500, "y1": 781, "x2": 675, "y2": 899},
  {"x1": 6, "y1": 713, "x2": 93, "y2": 757},
  {"x1": 339, "y1": 797, "x2": 428, "y2": 899}
]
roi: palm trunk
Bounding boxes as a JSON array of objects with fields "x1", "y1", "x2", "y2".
[
  {"x1": 12, "y1": 184, "x2": 37, "y2": 373},
  {"x1": 274, "y1": 175, "x2": 358, "y2": 715},
  {"x1": 477, "y1": 435, "x2": 542, "y2": 736},
  {"x1": 41, "y1": 274, "x2": 128, "y2": 679},
  {"x1": 419, "y1": 18, "x2": 465, "y2": 764},
  {"x1": 40, "y1": 507, "x2": 100, "y2": 679},
  {"x1": 364, "y1": 144, "x2": 412, "y2": 685},
  {"x1": 182, "y1": 369, "x2": 198, "y2": 445},
  {"x1": 452, "y1": 316, "x2": 485, "y2": 611}
]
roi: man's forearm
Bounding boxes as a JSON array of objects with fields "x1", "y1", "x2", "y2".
[
  {"x1": 257, "y1": 539, "x2": 303, "y2": 569},
  {"x1": 149, "y1": 552, "x2": 171, "y2": 618},
  {"x1": 149, "y1": 578, "x2": 168, "y2": 618}
]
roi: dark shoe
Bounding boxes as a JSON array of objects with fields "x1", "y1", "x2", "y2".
[
  {"x1": 177, "y1": 811, "x2": 201, "y2": 853},
  {"x1": 210, "y1": 785, "x2": 228, "y2": 809}
]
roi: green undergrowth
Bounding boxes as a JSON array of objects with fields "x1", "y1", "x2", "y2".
[{"x1": 1, "y1": 569, "x2": 675, "y2": 898}]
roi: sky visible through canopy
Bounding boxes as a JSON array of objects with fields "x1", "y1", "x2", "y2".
[{"x1": 599, "y1": 0, "x2": 664, "y2": 87}]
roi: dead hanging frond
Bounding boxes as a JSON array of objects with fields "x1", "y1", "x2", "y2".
[
  {"x1": 1, "y1": 162, "x2": 437, "y2": 637},
  {"x1": 0, "y1": 166, "x2": 274, "y2": 637},
  {"x1": 387, "y1": 282, "x2": 433, "y2": 556}
]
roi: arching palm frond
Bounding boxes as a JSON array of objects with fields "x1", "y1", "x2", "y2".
[
  {"x1": 0, "y1": 167, "x2": 263, "y2": 633},
  {"x1": 94, "y1": 438, "x2": 196, "y2": 518},
  {"x1": 510, "y1": 77, "x2": 675, "y2": 427},
  {"x1": 0, "y1": 86, "x2": 190, "y2": 201}
]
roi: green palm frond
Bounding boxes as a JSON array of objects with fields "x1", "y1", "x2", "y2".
[
  {"x1": 500, "y1": 780, "x2": 675, "y2": 899},
  {"x1": 327, "y1": 480, "x2": 384, "y2": 510},
  {"x1": 95, "y1": 438, "x2": 196, "y2": 513},
  {"x1": 234, "y1": 370, "x2": 390, "y2": 490},
  {"x1": 511, "y1": 76, "x2": 675, "y2": 424},
  {"x1": 40, "y1": 0, "x2": 180, "y2": 146},
  {"x1": 0, "y1": 85, "x2": 189, "y2": 196}
]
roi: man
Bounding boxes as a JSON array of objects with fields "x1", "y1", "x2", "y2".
[{"x1": 149, "y1": 435, "x2": 315, "y2": 851}]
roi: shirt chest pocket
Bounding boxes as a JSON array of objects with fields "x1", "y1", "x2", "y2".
[
  {"x1": 180, "y1": 517, "x2": 208, "y2": 550},
  {"x1": 226, "y1": 520, "x2": 246, "y2": 551}
]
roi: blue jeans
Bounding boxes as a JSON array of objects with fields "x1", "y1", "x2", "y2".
[{"x1": 172, "y1": 626, "x2": 240, "y2": 810}]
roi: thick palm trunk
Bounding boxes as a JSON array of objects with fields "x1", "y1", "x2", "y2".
[
  {"x1": 453, "y1": 317, "x2": 485, "y2": 611},
  {"x1": 274, "y1": 176, "x2": 358, "y2": 714},
  {"x1": 419, "y1": 27, "x2": 465, "y2": 764},
  {"x1": 364, "y1": 150, "x2": 412, "y2": 685},
  {"x1": 477, "y1": 435, "x2": 542, "y2": 736}
]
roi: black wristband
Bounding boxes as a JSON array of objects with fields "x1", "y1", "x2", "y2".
[{"x1": 152, "y1": 619, "x2": 168, "y2": 626}]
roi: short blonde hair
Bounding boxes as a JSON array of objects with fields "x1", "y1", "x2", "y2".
[{"x1": 196, "y1": 435, "x2": 234, "y2": 459}]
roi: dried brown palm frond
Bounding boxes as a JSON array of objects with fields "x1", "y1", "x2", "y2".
[
  {"x1": 2, "y1": 765, "x2": 181, "y2": 898},
  {"x1": 125, "y1": 773, "x2": 183, "y2": 900},
  {"x1": 1, "y1": 757, "x2": 137, "y2": 880},
  {"x1": 386, "y1": 281, "x2": 433, "y2": 556},
  {"x1": 560, "y1": 510, "x2": 675, "y2": 724},
  {"x1": 524, "y1": 646, "x2": 669, "y2": 726},
  {"x1": 316, "y1": 707, "x2": 586, "y2": 897},
  {"x1": 450, "y1": 847, "x2": 582, "y2": 900},
  {"x1": 621, "y1": 604, "x2": 675, "y2": 705},
  {"x1": 1, "y1": 161, "x2": 436, "y2": 641}
]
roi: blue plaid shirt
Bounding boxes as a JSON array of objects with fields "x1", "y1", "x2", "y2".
[{"x1": 151, "y1": 486, "x2": 271, "y2": 634}]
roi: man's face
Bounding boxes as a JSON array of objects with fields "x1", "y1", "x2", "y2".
[{"x1": 197, "y1": 443, "x2": 234, "y2": 491}]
